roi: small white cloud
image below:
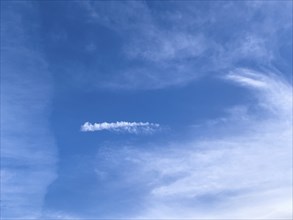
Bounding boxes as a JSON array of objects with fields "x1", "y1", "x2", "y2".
[{"x1": 81, "y1": 121, "x2": 160, "y2": 134}]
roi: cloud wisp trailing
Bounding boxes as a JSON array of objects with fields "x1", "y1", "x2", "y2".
[
  {"x1": 94, "y1": 69, "x2": 292, "y2": 219},
  {"x1": 81, "y1": 121, "x2": 160, "y2": 134}
]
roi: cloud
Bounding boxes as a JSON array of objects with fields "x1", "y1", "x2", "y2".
[
  {"x1": 124, "y1": 30, "x2": 207, "y2": 62},
  {"x1": 138, "y1": 70, "x2": 292, "y2": 218},
  {"x1": 80, "y1": 1, "x2": 209, "y2": 89},
  {"x1": 1, "y1": 2, "x2": 57, "y2": 218},
  {"x1": 81, "y1": 121, "x2": 160, "y2": 134},
  {"x1": 226, "y1": 68, "x2": 292, "y2": 118},
  {"x1": 93, "y1": 69, "x2": 292, "y2": 218},
  {"x1": 79, "y1": 1, "x2": 291, "y2": 90}
]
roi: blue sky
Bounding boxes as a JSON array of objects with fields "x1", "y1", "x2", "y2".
[{"x1": 1, "y1": 0, "x2": 292, "y2": 219}]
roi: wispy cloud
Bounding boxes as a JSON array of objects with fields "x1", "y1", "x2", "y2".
[
  {"x1": 79, "y1": 1, "x2": 291, "y2": 90},
  {"x1": 1, "y1": 2, "x2": 57, "y2": 218},
  {"x1": 93, "y1": 70, "x2": 292, "y2": 219},
  {"x1": 138, "y1": 70, "x2": 292, "y2": 218},
  {"x1": 81, "y1": 121, "x2": 160, "y2": 134},
  {"x1": 226, "y1": 68, "x2": 292, "y2": 118},
  {"x1": 79, "y1": 1, "x2": 209, "y2": 89}
]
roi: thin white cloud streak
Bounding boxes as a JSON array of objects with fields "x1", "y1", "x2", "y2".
[
  {"x1": 81, "y1": 121, "x2": 160, "y2": 134},
  {"x1": 226, "y1": 68, "x2": 292, "y2": 118},
  {"x1": 1, "y1": 2, "x2": 57, "y2": 218},
  {"x1": 94, "y1": 69, "x2": 292, "y2": 219}
]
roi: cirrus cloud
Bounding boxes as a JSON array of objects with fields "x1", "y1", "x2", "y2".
[{"x1": 93, "y1": 69, "x2": 292, "y2": 219}]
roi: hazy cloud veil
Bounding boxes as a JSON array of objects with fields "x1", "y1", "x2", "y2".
[
  {"x1": 97, "y1": 69, "x2": 292, "y2": 219},
  {"x1": 1, "y1": 2, "x2": 57, "y2": 218},
  {"x1": 1, "y1": 1, "x2": 292, "y2": 219}
]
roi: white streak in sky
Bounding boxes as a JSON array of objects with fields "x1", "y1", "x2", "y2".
[{"x1": 81, "y1": 121, "x2": 160, "y2": 134}]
